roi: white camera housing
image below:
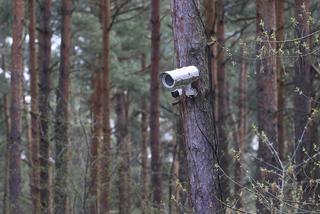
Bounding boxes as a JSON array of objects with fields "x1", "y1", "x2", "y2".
[{"x1": 160, "y1": 66, "x2": 199, "y2": 97}]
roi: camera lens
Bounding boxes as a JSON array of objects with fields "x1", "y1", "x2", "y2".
[
  {"x1": 171, "y1": 90, "x2": 180, "y2": 98},
  {"x1": 164, "y1": 74, "x2": 174, "y2": 87}
]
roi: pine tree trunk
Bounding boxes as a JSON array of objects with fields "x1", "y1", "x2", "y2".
[
  {"x1": 294, "y1": 0, "x2": 311, "y2": 205},
  {"x1": 28, "y1": 0, "x2": 41, "y2": 212},
  {"x1": 9, "y1": 0, "x2": 24, "y2": 212},
  {"x1": 100, "y1": 0, "x2": 111, "y2": 212},
  {"x1": 89, "y1": 62, "x2": 102, "y2": 214},
  {"x1": 256, "y1": 0, "x2": 278, "y2": 212},
  {"x1": 216, "y1": 0, "x2": 229, "y2": 200},
  {"x1": 38, "y1": 0, "x2": 52, "y2": 212},
  {"x1": 115, "y1": 92, "x2": 131, "y2": 214},
  {"x1": 140, "y1": 54, "x2": 149, "y2": 214},
  {"x1": 235, "y1": 45, "x2": 248, "y2": 209},
  {"x1": 276, "y1": 0, "x2": 285, "y2": 161},
  {"x1": 150, "y1": 0, "x2": 162, "y2": 209},
  {"x1": 54, "y1": 0, "x2": 72, "y2": 213},
  {"x1": 170, "y1": 1, "x2": 223, "y2": 213},
  {"x1": 2, "y1": 55, "x2": 10, "y2": 214}
]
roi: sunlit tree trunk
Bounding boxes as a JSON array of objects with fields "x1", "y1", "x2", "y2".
[
  {"x1": 9, "y1": 0, "x2": 24, "y2": 212},
  {"x1": 256, "y1": 0, "x2": 278, "y2": 212},
  {"x1": 170, "y1": 1, "x2": 223, "y2": 213},
  {"x1": 150, "y1": 0, "x2": 162, "y2": 209},
  {"x1": 54, "y1": 0, "x2": 72, "y2": 213},
  {"x1": 28, "y1": 0, "x2": 41, "y2": 212},
  {"x1": 100, "y1": 0, "x2": 111, "y2": 212}
]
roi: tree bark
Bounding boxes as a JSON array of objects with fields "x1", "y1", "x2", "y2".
[
  {"x1": 235, "y1": 45, "x2": 248, "y2": 209},
  {"x1": 294, "y1": 0, "x2": 311, "y2": 206},
  {"x1": 256, "y1": 0, "x2": 278, "y2": 212},
  {"x1": 89, "y1": 61, "x2": 102, "y2": 214},
  {"x1": 29, "y1": 0, "x2": 41, "y2": 211},
  {"x1": 100, "y1": 0, "x2": 111, "y2": 212},
  {"x1": 140, "y1": 54, "x2": 149, "y2": 214},
  {"x1": 276, "y1": 0, "x2": 285, "y2": 161},
  {"x1": 2, "y1": 55, "x2": 10, "y2": 214},
  {"x1": 170, "y1": 1, "x2": 223, "y2": 213},
  {"x1": 54, "y1": 0, "x2": 72, "y2": 213},
  {"x1": 38, "y1": 0, "x2": 52, "y2": 212},
  {"x1": 115, "y1": 92, "x2": 131, "y2": 214},
  {"x1": 150, "y1": 0, "x2": 162, "y2": 209},
  {"x1": 9, "y1": 0, "x2": 24, "y2": 212},
  {"x1": 216, "y1": 0, "x2": 229, "y2": 200}
]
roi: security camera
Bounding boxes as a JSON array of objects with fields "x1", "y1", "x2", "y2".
[{"x1": 160, "y1": 66, "x2": 199, "y2": 97}]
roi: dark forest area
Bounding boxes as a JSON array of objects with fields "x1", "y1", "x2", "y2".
[{"x1": 1, "y1": 0, "x2": 320, "y2": 213}]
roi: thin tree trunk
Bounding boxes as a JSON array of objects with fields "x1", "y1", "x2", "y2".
[
  {"x1": 2, "y1": 55, "x2": 10, "y2": 214},
  {"x1": 216, "y1": 0, "x2": 229, "y2": 201},
  {"x1": 115, "y1": 92, "x2": 131, "y2": 214},
  {"x1": 9, "y1": 0, "x2": 24, "y2": 212},
  {"x1": 276, "y1": 0, "x2": 285, "y2": 161},
  {"x1": 256, "y1": 0, "x2": 278, "y2": 212},
  {"x1": 28, "y1": 0, "x2": 41, "y2": 212},
  {"x1": 38, "y1": 0, "x2": 52, "y2": 212},
  {"x1": 170, "y1": 1, "x2": 223, "y2": 213},
  {"x1": 294, "y1": 0, "x2": 311, "y2": 206},
  {"x1": 54, "y1": 0, "x2": 72, "y2": 213},
  {"x1": 100, "y1": 0, "x2": 111, "y2": 212},
  {"x1": 235, "y1": 45, "x2": 248, "y2": 209},
  {"x1": 150, "y1": 0, "x2": 162, "y2": 209},
  {"x1": 89, "y1": 62, "x2": 102, "y2": 214},
  {"x1": 140, "y1": 54, "x2": 149, "y2": 214}
]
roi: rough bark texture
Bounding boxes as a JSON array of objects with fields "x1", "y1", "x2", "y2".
[
  {"x1": 38, "y1": 0, "x2": 52, "y2": 212},
  {"x1": 256, "y1": 0, "x2": 278, "y2": 212},
  {"x1": 276, "y1": 0, "x2": 285, "y2": 161},
  {"x1": 90, "y1": 61, "x2": 102, "y2": 214},
  {"x1": 294, "y1": 0, "x2": 311, "y2": 206},
  {"x1": 170, "y1": 1, "x2": 223, "y2": 213},
  {"x1": 28, "y1": 0, "x2": 41, "y2": 212},
  {"x1": 100, "y1": 0, "x2": 111, "y2": 212},
  {"x1": 9, "y1": 0, "x2": 24, "y2": 212},
  {"x1": 54, "y1": 0, "x2": 72, "y2": 213},
  {"x1": 235, "y1": 45, "x2": 247, "y2": 209},
  {"x1": 150, "y1": 0, "x2": 162, "y2": 209},
  {"x1": 115, "y1": 92, "x2": 131, "y2": 214}
]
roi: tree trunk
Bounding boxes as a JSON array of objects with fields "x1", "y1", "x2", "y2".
[
  {"x1": 150, "y1": 0, "x2": 162, "y2": 209},
  {"x1": 100, "y1": 0, "x2": 111, "y2": 212},
  {"x1": 256, "y1": 0, "x2": 278, "y2": 212},
  {"x1": 9, "y1": 0, "x2": 24, "y2": 212},
  {"x1": 216, "y1": 0, "x2": 229, "y2": 200},
  {"x1": 28, "y1": 0, "x2": 41, "y2": 212},
  {"x1": 2, "y1": 55, "x2": 10, "y2": 214},
  {"x1": 235, "y1": 45, "x2": 248, "y2": 209},
  {"x1": 38, "y1": 0, "x2": 52, "y2": 212},
  {"x1": 89, "y1": 61, "x2": 102, "y2": 214},
  {"x1": 170, "y1": 1, "x2": 223, "y2": 213},
  {"x1": 294, "y1": 0, "x2": 311, "y2": 205},
  {"x1": 140, "y1": 54, "x2": 149, "y2": 214},
  {"x1": 115, "y1": 92, "x2": 131, "y2": 214},
  {"x1": 276, "y1": 0, "x2": 285, "y2": 161},
  {"x1": 54, "y1": 0, "x2": 72, "y2": 213}
]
